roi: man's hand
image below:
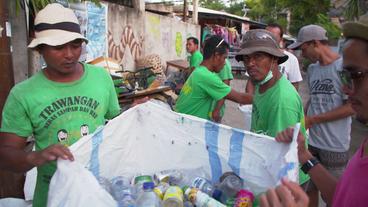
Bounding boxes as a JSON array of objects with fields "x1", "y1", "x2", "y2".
[
  {"x1": 275, "y1": 128, "x2": 313, "y2": 164},
  {"x1": 260, "y1": 178, "x2": 309, "y2": 207},
  {"x1": 304, "y1": 116, "x2": 315, "y2": 129},
  {"x1": 211, "y1": 108, "x2": 222, "y2": 123},
  {"x1": 27, "y1": 144, "x2": 74, "y2": 167}
]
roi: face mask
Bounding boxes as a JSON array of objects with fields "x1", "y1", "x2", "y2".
[
  {"x1": 255, "y1": 59, "x2": 275, "y2": 86},
  {"x1": 256, "y1": 70, "x2": 273, "y2": 85}
]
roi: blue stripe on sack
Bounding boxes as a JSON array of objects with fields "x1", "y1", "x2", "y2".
[
  {"x1": 205, "y1": 121, "x2": 222, "y2": 183},
  {"x1": 228, "y1": 129, "x2": 245, "y2": 175},
  {"x1": 277, "y1": 162, "x2": 296, "y2": 180},
  {"x1": 89, "y1": 128, "x2": 104, "y2": 178}
]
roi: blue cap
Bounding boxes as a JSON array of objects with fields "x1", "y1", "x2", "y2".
[{"x1": 143, "y1": 182, "x2": 155, "y2": 190}]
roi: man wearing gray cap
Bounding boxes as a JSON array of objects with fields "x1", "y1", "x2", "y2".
[
  {"x1": 288, "y1": 25, "x2": 355, "y2": 206},
  {"x1": 260, "y1": 13, "x2": 368, "y2": 207},
  {"x1": 0, "y1": 4, "x2": 120, "y2": 207},
  {"x1": 235, "y1": 29, "x2": 309, "y2": 186}
]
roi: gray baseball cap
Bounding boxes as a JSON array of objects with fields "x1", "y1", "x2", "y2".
[
  {"x1": 287, "y1": 25, "x2": 328, "y2": 49},
  {"x1": 235, "y1": 29, "x2": 288, "y2": 64}
]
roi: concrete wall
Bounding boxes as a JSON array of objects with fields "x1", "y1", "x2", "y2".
[
  {"x1": 106, "y1": 2, "x2": 200, "y2": 71},
  {"x1": 144, "y1": 12, "x2": 200, "y2": 63},
  {"x1": 107, "y1": 3, "x2": 145, "y2": 71}
]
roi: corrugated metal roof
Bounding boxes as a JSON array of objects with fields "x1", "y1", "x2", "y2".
[{"x1": 187, "y1": 5, "x2": 266, "y2": 26}]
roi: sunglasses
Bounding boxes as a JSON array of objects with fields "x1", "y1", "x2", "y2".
[{"x1": 339, "y1": 69, "x2": 368, "y2": 88}]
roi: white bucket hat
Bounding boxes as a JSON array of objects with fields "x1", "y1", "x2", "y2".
[{"x1": 28, "y1": 3, "x2": 88, "y2": 48}]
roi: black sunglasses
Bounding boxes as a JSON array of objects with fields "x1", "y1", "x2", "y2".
[{"x1": 340, "y1": 69, "x2": 368, "y2": 88}]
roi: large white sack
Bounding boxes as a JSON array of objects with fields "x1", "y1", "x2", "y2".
[
  {"x1": 48, "y1": 101, "x2": 299, "y2": 206},
  {"x1": 47, "y1": 159, "x2": 116, "y2": 207}
]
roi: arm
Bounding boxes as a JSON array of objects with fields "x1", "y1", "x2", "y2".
[
  {"x1": 0, "y1": 132, "x2": 74, "y2": 173},
  {"x1": 305, "y1": 103, "x2": 355, "y2": 129},
  {"x1": 276, "y1": 129, "x2": 338, "y2": 206},
  {"x1": 245, "y1": 80, "x2": 255, "y2": 94},
  {"x1": 212, "y1": 79, "x2": 230, "y2": 122},
  {"x1": 291, "y1": 82, "x2": 299, "y2": 91},
  {"x1": 225, "y1": 89, "x2": 253, "y2": 105}
]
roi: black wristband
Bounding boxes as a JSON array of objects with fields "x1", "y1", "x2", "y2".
[{"x1": 301, "y1": 157, "x2": 320, "y2": 174}]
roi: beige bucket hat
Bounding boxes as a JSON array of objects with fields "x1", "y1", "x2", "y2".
[
  {"x1": 28, "y1": 3, "x2": 88, "y2": 48},
  {"x1": 235, "y1": 29, "x2": 288, "y2": 64},
  {"x1": 343, "y1": 13, "x2": 368, "y2": 41}
]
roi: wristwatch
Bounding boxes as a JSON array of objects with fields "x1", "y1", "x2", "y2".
[{"x1": 301, "y1": 157, "x2": 320, "y2": 174}]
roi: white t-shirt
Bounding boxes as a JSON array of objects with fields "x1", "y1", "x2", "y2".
[{"x1": 279, "y1": 50, "x2": 303, "y2": 83}]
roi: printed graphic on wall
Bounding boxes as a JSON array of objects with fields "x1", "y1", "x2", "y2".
[
  {"x1": 175, "y1": 32, "x2": 183, "y2": 57},
  {"x1": 73, "y1": 4, "x2": 88, "y2": 61},
  {"x1": 108, "y1": 25, "x2": 143, "y2": 65},
  {"x1": 86, "y1": 2, "x2": 107, "y2": 61}
]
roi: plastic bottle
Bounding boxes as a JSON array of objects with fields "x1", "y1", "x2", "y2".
[
  {"x1": 154, "y1": 182, "x2": 170, "y2": 200},
  {"x1": 163, "y1": 186, "x2": 184, "y2": 207},
  {"x1": 134, "y1": 175, "x2": 154, "y2": 195},
  {"x1": 136, "y1": 182, "x2": 162, "y2": 207},
  {"x1": 185, "y1": 188, "x2": 226, "y2": 207},
  {"x1": 217, "y1": 172, "x2": 243, "y2": 203},
  {"x1": 191, "y1": 177, "x2": 222, "y2": 199},
  {"x1": 234, "y1": 189, "x2": 254, "y2": 207},
  {"x1": 111, "y1": 176, "x2": 136, "y2": 207}
]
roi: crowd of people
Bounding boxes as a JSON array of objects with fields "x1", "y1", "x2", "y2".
[{"x1": 0, "y1": 2, "x2": 367, "y2": 207}]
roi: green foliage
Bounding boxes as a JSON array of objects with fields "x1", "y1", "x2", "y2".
[
  {"x1": 316, "y1": 13, "x2": 341, "y2": 41},
  {"x1": 225, "y1": 2, "x2": 245, "y2": 17},
  {"x1": 344, "y1": 0, "x2": 364, "y2": 21},
  {"x1": 199, "y1": 0, "x2": 226, "y2": 11},
  {"x1": 245, "y1": 0, "x2": 334, "y2": 37}
]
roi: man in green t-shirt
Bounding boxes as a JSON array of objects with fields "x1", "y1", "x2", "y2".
[
  {"x1": 235, "y1": 29, "x2": 309, "y2": 186},
  {"x1": 176, "y1": 36, "x2": 252, "y2": 120},
  {"x1": 186, "y1": 37, "x2": 203, "y2": 72},
  {"x1": 211, "y1": 59, "x2": 234, "y2": 122},
  {"x1": 0, "y1": 4, "x2": 121, "y2": 207}
]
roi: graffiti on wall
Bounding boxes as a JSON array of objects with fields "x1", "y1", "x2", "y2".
[
  {"x1": 175, "y1": 32, "x2": 183, "y2": 57},
  {"x1": 107, "y1": 25, "x2": 144, "y2": 64},
  {"x1": 162, "y1": 31, "x2": 170, "y2": 51},
  {"x1": 147, "y1": 15, "x2": 161, "y2": 40},
  {"x1": 86, "y1": 2, "x2": 107, "y2": 61}
]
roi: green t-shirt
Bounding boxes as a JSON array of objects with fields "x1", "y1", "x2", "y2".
[
  {"x1": 211, "y1": 59, "x2": 234, "y2": 117},
  {"x1": 250, "y1": 76, "x2": 309, "y2": 184},
  {"x1": 217, "y1": 59, "x2": 233, "y2": 81},
  {"x1": 0, "y1": 64, "x2": 120, "y2": 207},
  {"x1": 189, "y1": 50, "x2": 203, "y2": 68},
  {"x1": 175, "y1": 65, "x2": 231, "y2": 120}
]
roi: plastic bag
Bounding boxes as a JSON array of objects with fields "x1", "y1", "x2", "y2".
[{"x1": 47, "y1": 159, "x2": 116, "y2": 207}]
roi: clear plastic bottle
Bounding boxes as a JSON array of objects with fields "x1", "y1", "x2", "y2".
[
  {"x1": 191, "y1": 177, "x2": 222, "y2": 199},
  {"x1": 217, "y1": 172, "x2": 243, "y2": 203},
  {"x1": 136, "y1": 182, "x2": 162, "y2": 207},
  {"x1": 111, "y1": 176, "x2": 136, "y2": 207},
  {"x1": 185, "y1": 188, "x2": 226, "y2": 207},
  {"x1": 163, "y1": 186, "x2": 184, "y2": 207}
]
